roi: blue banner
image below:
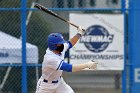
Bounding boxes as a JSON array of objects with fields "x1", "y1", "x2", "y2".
[{"x1": 129, "y1": 0, "x2": 140, "y2": 93}]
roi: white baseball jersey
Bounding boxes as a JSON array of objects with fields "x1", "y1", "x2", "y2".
[
  {"x1": 41, "y1": 42, "x2": 70, "y2": 81},
  {"x1": 36, "y1": 42, "x2": 74, "y2": 93}
]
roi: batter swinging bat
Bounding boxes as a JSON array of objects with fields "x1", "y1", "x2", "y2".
[{"x1": 34, "y1": 3, "x2": 85, "y2": 31}]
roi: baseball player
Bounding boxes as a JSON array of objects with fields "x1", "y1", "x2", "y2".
[{"x1": 35, "y1": 26, "x2": 98, "y2": 93}]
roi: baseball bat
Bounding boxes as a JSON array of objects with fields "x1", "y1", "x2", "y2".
[{"x1": 34, "y1": 3, "x2": 85, "y2": 31}]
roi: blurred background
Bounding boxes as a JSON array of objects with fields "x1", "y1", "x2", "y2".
[{"x1": 0, "y1": 0, "x2": 130, "y2": 93}]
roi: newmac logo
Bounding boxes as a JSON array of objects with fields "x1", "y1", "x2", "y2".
[{"x1": 80, "y1": 25, "x2": 114, "y2": 53}]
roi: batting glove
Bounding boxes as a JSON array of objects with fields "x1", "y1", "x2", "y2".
[
  {"x1": 77, "y1": 26, "x2": 86, "y2": 36},
  {"x1": 86, "y1": 60, "x2": 98, "y2": 70}
]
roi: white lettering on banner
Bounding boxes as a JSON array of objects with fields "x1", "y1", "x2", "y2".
[
  {"x1": 135, "y1": 68, "x2": 140, "y2": 83},
  {"x1": 80, "y1": 35, "x2": 113, "y2": 43}
]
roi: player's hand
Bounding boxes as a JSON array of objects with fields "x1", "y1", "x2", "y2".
[
  {"x1": 86, "y1": 60, "x2": 98, "y2": 70},
  {"x1": 77, "y1": 26, "x2": 86, "y2": 36}
]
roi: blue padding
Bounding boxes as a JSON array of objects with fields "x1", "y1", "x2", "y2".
[
  {"x1": 60, "y1": 61, "x2": 72, "y2": 72},
  {"x1": 67, "y1": 41, "x2": 73, "y2": 49}
]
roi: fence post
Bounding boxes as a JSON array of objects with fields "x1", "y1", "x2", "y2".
[
  {"x1": 21, "y1": 0, "x2": 27, "y2": 93},
  {"x1": 121, "y1": 0, "x2": 127, "y2": 93}
]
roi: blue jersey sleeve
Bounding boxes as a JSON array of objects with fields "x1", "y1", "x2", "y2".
[
  {"x1": 67, "y1": 41, "x2": 73, "y2": 49},
  {"x1": 57, "y1": 60, "x2": 72, "y2": 72}
]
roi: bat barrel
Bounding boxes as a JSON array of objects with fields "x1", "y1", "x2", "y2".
[{"x1": 34, "y1": 3, "x2": 86, "y2": 31}]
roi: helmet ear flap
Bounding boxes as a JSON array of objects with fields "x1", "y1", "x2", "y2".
[{"x1": 48, "y1": 44, "x2": 57, "y2": 50}]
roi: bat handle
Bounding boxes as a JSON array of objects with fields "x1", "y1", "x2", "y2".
[
  {"x1": 82, "y1": 28, "x2": 86, "y2": 32},
  {"x1": 68, "y1": 22, "x2": 86, "y2": 31}
]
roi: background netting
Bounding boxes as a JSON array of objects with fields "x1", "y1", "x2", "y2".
[{"x1": 0, "y1": 0, "x2": 129, "y2": 93}]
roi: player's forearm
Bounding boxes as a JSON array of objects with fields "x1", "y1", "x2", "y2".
[
  {"x1": 70, "y1": 33, "x2": 81, "y2": 46},
  {"x1": 72, "y1": 63, "x2": 88, "y2": 72}
]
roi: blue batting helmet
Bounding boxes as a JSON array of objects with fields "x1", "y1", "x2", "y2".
[{"x1": 47, "y1": 33, "x2": 65, "y2": 50}]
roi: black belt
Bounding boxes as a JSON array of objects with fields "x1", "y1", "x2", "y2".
[{"x1": 43, "y1": 79, "x2": 58, "y2": 83}]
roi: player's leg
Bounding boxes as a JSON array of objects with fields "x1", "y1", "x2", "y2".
[
  {"x1": 35, "y1": 78, "x2": 56, "y2": 93},
  {"x1": 55, "y1": 77, "x2": 74, "y2": 93}
]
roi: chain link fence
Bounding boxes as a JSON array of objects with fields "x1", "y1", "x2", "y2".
[{"x1": 0, "y1": 0, "x2": 128, "y2": 93}]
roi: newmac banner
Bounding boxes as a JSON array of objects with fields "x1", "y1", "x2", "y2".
[{"x1": 69, "y1": 14, "x2": 124, "y2": 70}]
